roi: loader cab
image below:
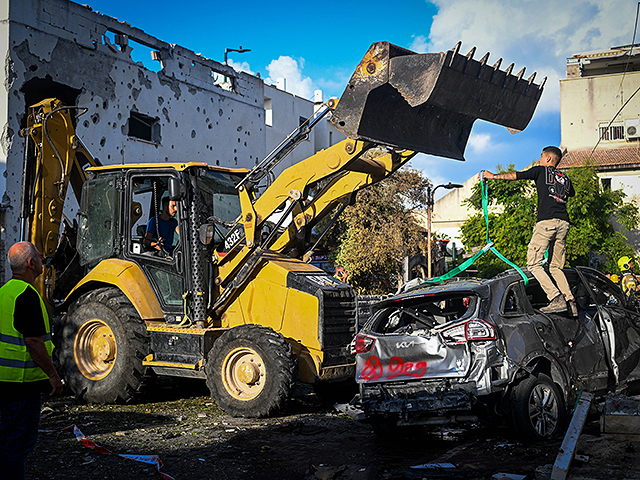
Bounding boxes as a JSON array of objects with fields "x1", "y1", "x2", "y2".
[
  {"x1": 125, "y1": 173, "x2": 186, "y2": 319},
  {"x1": 77, "y1": 164, "x2": 246, "y2": 324}
]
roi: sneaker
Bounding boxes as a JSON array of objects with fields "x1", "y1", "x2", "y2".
[
  {"x1": 568, "y1": 300, "x2": 578, "y2": 317},
  {"x1": 541, "y1": 295, "x2": 567, "y2": 314}
]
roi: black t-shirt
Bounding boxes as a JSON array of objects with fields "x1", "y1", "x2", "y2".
[
  {"x1": 516, "y1": 166, "x2": 575, "y2": 223},
  {"x1": 0, "y1": 286, "x2": 50, "y2": 399}
]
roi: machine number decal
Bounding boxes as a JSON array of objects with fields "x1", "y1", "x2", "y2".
[{"x1": 223, "y1": 224, "x2": 244, "y2": 252}]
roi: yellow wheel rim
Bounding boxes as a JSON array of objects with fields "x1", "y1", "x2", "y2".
[
  {"x1": 221, "y1": 347, "x2": 266, "y2": 401},
  {"x1": 74, "y1": 320, "x2": 117, "y2": 380}
]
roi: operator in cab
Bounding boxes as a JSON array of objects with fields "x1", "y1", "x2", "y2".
[{"x1": 144, "y1": 197, "x2": 179, "y2": 254}]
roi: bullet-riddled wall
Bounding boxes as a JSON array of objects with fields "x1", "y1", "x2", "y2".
[{"x1": 0, "y1": 0, "x2": 268, "y2": 281}]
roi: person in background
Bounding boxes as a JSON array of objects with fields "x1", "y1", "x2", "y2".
[
  {"x1": 334, "y1": 266, "x2": 348, "y2": 283},
  {"x1": 0, "y1": 242, "x2": 63, "y2": 480},
  {"x1": 618, "y1": 256, "x2": 639, "y2": 297}
]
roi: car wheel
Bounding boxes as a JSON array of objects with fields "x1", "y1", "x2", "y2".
[
  {"x1": 58, "y1": 288, "x2": 152, "y2": 404},
  {"x1": 206, "y1": 325, "x2": 296, "y2": 417},
  {"x1": 510, "y1": 373, "x2": 565, "y2": 440}
]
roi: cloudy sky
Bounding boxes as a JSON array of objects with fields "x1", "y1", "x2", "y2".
[{"x1": 88, "y1": 0, "x2": 638, "y2": 194}]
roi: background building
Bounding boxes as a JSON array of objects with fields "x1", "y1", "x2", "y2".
[
  {"x1": 0, "y1": 0, "x2": 343, "y2": 281},
  {"x1": 559, "y1": 44, "x2": 640, "y2": 251}
]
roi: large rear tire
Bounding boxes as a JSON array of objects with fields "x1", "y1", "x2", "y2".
[
  {"x1": 206, "y1": 325, "x2": 296, "y2": 418},
  {"x1": 58, "y1": 287, "x2": 151, "y2": 404},
  {"x1": 510, "y1": 373, "x2": 565, "y2": 440}
]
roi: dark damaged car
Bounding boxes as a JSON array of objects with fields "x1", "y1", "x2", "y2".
[{"x1": 354, "y1": 267, "x2": 640, "y2": 439}]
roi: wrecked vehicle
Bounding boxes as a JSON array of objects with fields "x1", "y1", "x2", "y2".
[{"x1": 355, "y1": 267, "x2": 640, "y2": 439}]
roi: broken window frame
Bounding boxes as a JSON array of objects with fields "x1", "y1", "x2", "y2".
[{"x1": 128, "y1": 111, "x2": 161, "y2": 144}]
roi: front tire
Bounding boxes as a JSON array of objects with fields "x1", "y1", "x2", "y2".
[
  {"x1": 510, "y1": 373, "x2": 565, "y2": 440},
  {"x1": 57, "y1": 288, "x2": 151, "y2": 404},
  {"x1": 206, "y1": 325, "x2": 296, "y2": 418}
]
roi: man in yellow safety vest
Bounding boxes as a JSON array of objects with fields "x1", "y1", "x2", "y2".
[{"x1": 0, "y1": 242, "x2": 63, "y2": 480}]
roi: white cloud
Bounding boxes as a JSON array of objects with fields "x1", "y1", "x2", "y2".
[
  {"x1": 227, "y1": 59, "x2": 254, "y2": 75},
  {"x1": 425, "y1": 0, "x2": 637, "y2": 113},
  {"x1": 409, "y1": 35, "x2": 429, "y2": 53},
  {"x1": 467, "y1": 133, "x2": 495, "y2": 154},
  {"x1": 265, "y1": 56, "x2": 317, "y2": 100}
]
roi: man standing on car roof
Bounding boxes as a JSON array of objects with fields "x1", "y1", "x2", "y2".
[{"x1": 483, "y1": 146, "x2": 577, "y2": 316}]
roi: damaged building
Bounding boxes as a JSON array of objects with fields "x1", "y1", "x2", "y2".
[{"x1": 0, "y1": 0, "x2": 342, "y2": 281}]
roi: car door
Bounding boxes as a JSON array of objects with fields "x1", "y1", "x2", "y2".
[
  {"x1": 124, "y1": 172, "x2": 188, "y2": 324},
  {"x1": 522, "y1": 274, "x2": 610, "y2": 392},
  {"x1": 576, "y1": 267, "x2": 640, "y2": 385}
]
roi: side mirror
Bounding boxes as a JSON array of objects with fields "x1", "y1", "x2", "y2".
[
  {"x1": 199, "y1": 224, "x2": 214, "y2": 245},
  {"x1": 168, "y1": 177, "x2": 186, "y2": 200}
]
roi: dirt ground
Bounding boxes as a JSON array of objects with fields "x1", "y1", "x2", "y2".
[{"x1": 27, "y1": 378, "x2": 640, "y2": 480}]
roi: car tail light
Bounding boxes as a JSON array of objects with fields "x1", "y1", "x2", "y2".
[
  {"x1": 440, "y1": 319, "x2": 496, "y2": 344},
  {"x1": 354, "y1": 333, "x2": 376, "y2": 353}
]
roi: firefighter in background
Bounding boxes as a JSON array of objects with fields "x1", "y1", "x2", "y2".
[{"x1": 618, "y1": 256, "x2": 639, "y2": 296}]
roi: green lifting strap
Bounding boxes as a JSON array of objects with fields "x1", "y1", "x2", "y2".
[
  {"x1": 481, "y1": 176, "x2": 529, "y2": 285},
  {"x1": 420, "y1": 173, "x2": 529, "y2": 286},
  {"x1": 422, "y1": 242, "x2": 494, "y2": 284}
]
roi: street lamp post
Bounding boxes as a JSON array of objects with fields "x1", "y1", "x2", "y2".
[
  {"x1": 427, "y1": 182, "x2": 464, "y2": 278},
  {"x1": 224, "y1": 46, "x2": 251, "y2": 65}
]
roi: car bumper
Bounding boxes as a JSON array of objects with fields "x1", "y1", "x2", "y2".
[{"x1": 361, "y1": 380, "x2": 476, "y2": 415}]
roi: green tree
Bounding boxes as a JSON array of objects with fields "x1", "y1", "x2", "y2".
[
  {"x1": 460, "y1": 163, "x2": 639, "y2": 277},
  {"x1": 332, "y1": 166, "x2": 430, "y2": 294}
]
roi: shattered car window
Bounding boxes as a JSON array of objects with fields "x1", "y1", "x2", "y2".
[
  {"x1": 585, "y1": 273, "x2": 625, "y2": 307},
  {"x1": 370, "y1": 293, "x2": 478, "y2": 334}
]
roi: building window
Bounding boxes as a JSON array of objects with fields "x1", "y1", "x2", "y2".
[
  {"x1": 264, "y1": 98, "x2": 272, "y2": 127},
  {"x1": 601, "y1": 178, "x2": 612, "y2": 191},
  {"x1": 128, "y1": 111, "x2": 161, "y2": 143},
  {"x1": 598, "y1": 123, "x2": 624, "y2": 141}
]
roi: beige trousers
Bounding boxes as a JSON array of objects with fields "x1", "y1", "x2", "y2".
[{"x1": 527, "y1": 219, "x2": 574, "y2": 302}]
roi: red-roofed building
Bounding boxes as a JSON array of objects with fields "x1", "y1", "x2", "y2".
[{"x1": 559, "y1": 44, "x2": 640, "y2": 252}]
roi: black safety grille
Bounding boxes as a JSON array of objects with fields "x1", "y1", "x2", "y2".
[{"x1": 320, "y1": 288, "x2": 357, "y2": 366}]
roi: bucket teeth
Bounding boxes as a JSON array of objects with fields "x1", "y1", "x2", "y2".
[
  {"x1": 516, "y1": 67, "x2": 526, "y2": 80},
  {"x1": 527, "y1": 72, "x2": 537, "y2": 84},
  {"x1": 479, "y1": 52, "x2": 490, "y2": 66},
  {"x1": 466, "y1": 46, "x2": 476, "y2": 60},
  {"x1": 493, "y1": 58, "x2": 502, "y2": 70},
  {"x1": 504, "y1": 62, "x2": 514, "y2": 76}
]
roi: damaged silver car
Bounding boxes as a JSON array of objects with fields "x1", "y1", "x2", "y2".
[{"x1": 355, "y1": 267, "x2": 640, "y2": 439}]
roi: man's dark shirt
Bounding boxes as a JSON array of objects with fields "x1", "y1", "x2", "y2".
[
  {"x1": 0, "y1": 287, "x2": 49, "y2": 399},
  {"x1": 516, "y1": 166, "x2": 575, "y2": 223}
]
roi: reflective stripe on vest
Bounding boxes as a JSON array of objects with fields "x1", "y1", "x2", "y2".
[{"x1": 0, "y1": 279, "x2": 52, "y2": 383}]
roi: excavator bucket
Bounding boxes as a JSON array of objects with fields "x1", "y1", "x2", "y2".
[{"x1": 330, "y1": 41, "x2": 545, "y2": 160}]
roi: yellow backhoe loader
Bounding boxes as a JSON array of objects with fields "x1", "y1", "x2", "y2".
[{"x1": 19, "y1": 41, "x2": 544, "y2": 417}]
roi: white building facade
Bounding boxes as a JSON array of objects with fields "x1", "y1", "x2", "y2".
[
  {"x1": 0, "y1": 0, "x2": 341, "y2": 281},
  {"x1": 559, "y1": 45, "x2": 640, "y2": 252}
]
